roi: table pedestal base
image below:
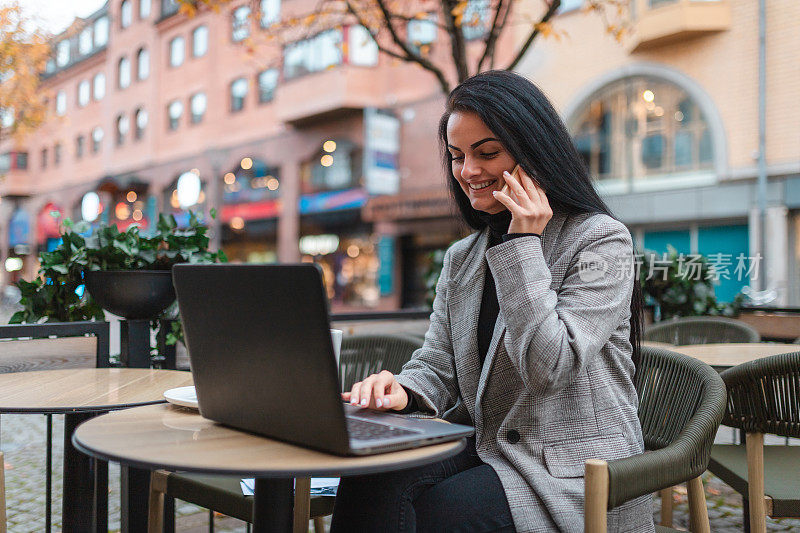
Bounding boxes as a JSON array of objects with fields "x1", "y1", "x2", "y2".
[
  {"x1": 63, "y1": 412, "x2": 108, "y2": 533},
  {"x1": 254, "y1": 478, "x2": 294, "y2": 533}
]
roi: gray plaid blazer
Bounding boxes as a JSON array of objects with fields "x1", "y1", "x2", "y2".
[{"x1": 396, "y1": 211, "x2": 654, "y2": 533}]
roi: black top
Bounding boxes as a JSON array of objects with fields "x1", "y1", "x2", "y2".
[{"x1": 398, "y1": 210, "x2": 540, "y2": 415}]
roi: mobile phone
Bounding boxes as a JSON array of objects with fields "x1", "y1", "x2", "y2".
[{"x1": 500, "y1": 164, "x2": 521, "y2": 196}]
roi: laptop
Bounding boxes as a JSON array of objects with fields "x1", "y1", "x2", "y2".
[{"x1": 172, "y1": 263, "x2": 474, "y2": 456}]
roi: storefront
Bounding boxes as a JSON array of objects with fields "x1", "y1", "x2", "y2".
[
  {"x1": 219, "y1": 156, "x2": 280, "y2": 263},
  {"x1": 362, "y1": 189, "x2": 463, "y2": 309}
]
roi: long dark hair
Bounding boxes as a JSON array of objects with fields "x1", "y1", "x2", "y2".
[{"x1": 438, "y1": 70, "x2": 643, "y2": 364}]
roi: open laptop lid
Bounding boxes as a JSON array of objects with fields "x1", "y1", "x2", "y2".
[{"x1": 172, "y1": 263, "x2": 351, "y2": 455}]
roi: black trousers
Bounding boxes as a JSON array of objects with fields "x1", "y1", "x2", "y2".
[{"x1": 330, "y1": 438, "x2": 516, "y2": 532}]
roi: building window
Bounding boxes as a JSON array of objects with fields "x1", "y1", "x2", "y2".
[
  {"x1": 169, "y1": 36, "x2": 185, "y2": 67},
  {"x1": 461, "y1": 0, "x2": 489, "y2": 40},
  {"x1": 76, "y1": 135, "x2": 85, "y2": 158},
  {"x1": 41, "y1": 148, "x2": 48, "y2": 169},
  {"x1": 93, "y1": 72, "x2": 106, "y2": 100},
  {"x1": 78, "y1": 80, "x2": 91, "y2": 107},
  {"x1": 92, "y1": 127, "x2": 104, "y2": 153},
  {"x1": 560, "y1": 0, "x2": 583, "y2": 12},
  {"x1": 407, "y1": 15, "x2": 437, "y2": 52},
  {"x1": 116, "y1": 114, "x2": 130, "y2": 145},
  {"x1": 257, "y1": 69, "x2": 278, "y2": 103},
  {"x1": 16, "y1": 152, "x2": 28, "y2": 169},
  {"x1": 167, "y1": 100, "x2": 183, "y2": 130},
  {"x1": 569, "y1": 76, "x2": 714, "y2": 182},
  {"x1": 348, "y1": 25, "x2": 378, "y2": 66},
  {"x1": 192, "y1": 25, "x2": 208, "y2": 57},
  {"x1": 56, "y1": 90, "x2": 67, "y2": 116},
  {"x1": 135, "y1": 108, "x2": 148, "y2": 139},
  {"x1": 140, "y1": 0, "x2": 151, "y2": 19},
  {"x1": 232, "y1": 6, "x2": 251, "y2": 42},
  {"x1": 56, "y1": 40, "x2": 70, "y2": 67},
  {"x1": 301, "y1": 139, "x2": 361, "y2": 193},
  {"x1": 230, "y1": 78, "x2": 248, "y2": 112},
  {"x1": 121, "y1": 0, "x2": 133, "y2": 28},
  {"x1": 54, "y1": 143, "x2": 62, "y2": 165},
  {"x1": 283, "y1": 29, "x2": 343, "y2": 79},
  {"x1": 94, "y1": 16, "x2": 109, "y2": 47},
  {"x1": 161, "y1": 0, "x2": 179, "y2": 17},
  {"x1": 118, "y1": 57, "x2": 131, "y2": 89},
  {"x1": 260, "y1": 0, "x2": 280, "y2": 27},
  {"x1": 0, "y1": 107, "x2": 14, "y2": 129},
  {"x1": 137, "y1": 48, "x2": 150, "y2": 80},
  {"x1": 190, "y1": 92, "x2": 207, "y2": 123},
  {"x1": 78, "y1": 28, "x2": 93, "y2": 55}
]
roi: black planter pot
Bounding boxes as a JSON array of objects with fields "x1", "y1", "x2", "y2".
[{"x1": 84, "y1": 270, "x2": 176, "y2": 320}]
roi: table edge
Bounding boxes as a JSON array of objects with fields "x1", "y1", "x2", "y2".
[
  {"x1": 71, "y1": 431, "x2": 467, "y2": 478},
  {"x1": 0, "y1": 398, "x2": 169, "y2": 415}
]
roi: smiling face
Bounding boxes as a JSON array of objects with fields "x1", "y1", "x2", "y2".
[{"x1": 446, "y1": 111, "x2": 517, "y2": 215}]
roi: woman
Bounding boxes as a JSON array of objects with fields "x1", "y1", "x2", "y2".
[{"x1": 332, "y1": 71, "x2": 654, "y2": 533}]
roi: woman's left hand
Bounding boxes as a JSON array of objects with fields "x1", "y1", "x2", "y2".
[{"x1": 493, "y1": 167, "x2": 553, "y2": 234}]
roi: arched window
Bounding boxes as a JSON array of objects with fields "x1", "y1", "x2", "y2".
[
  {"x1": 167, "y1": 100, "x2": 183, "y2": 130},
  {"x1": 135, "y1": 108, "x2": 148, "y2": 139},
  {"x1": 569, "y1": 76, "x2": 713, "y2": 182},
  {"x1": 120, "y1": 0, "x2": 133, "y2": 28},
  {"x1": 116, "y1": 114, "x2": 130, "y2": 146},
  {"x1": 190, "y1": 92, "x2": 207, "y2": 123},
  {"x1": 93, "y1": 72, "x2": 106, "y2": 100},
  {"x1": 118, "y1": 57, "x2": 131, "y2": 89},
  {"x1": 137, "y1": 48, "x2": 150, "y2": 80},
  {"x1": 232, "y1": 6, "x2": 251, "y2": 42}
]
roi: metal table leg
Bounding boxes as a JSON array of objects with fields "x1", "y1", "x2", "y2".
[
  {"x1": 253, "y1": 478, "x2": 294, "y2": 533},
  {"x1": 63, "y1": 412, "x2": 107, "y2": 533}
]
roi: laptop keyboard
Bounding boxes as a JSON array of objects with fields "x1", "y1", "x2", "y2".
[{"x1": 346, "y1": 417, "x2": 420, "y2": 441}]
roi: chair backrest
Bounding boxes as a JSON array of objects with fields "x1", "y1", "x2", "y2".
[
  {"x1": 719, "y1": 351, "x2": 800, "y2": 439},
  {"x1": 605, "y1": 346, "x2": 727, "y2": 507},
  {"x1": 0, "y1": 321, "x2": 110, "y2": 373},
  {"x1": 644, "y1": 316, "x2": 760, "y2": 345},
  {"x1": 338, "y1": 334, "x2": 423, "y2": 392}
]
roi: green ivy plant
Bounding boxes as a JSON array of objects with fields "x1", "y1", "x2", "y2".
[{"x1": 10, "y1": 211, "x2": 226, "y2": 333}]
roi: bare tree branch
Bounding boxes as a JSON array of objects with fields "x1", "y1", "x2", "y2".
[
  {"x1": 440, "y1": 0, "x2": 468, "y2": 83},
  {"x1": 506, "y1": 0, "x2": 560, "y2": 71},
  {"x1": 366, "y1": 0, "x2": 452, "y2": 93},
  {"x1": 476, "y1": 0, "x2": 512, "y2": 73}
]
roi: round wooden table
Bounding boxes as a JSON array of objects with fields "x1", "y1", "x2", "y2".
[
  {"x1": 667, "y1": 343, "x2": 799, "y2": 369},
  {"x1": 73, "y1": 403, "x2": 467, "y2": 532},
  {"x1": 0, "y1": 368, "x2": 193, "y2": 533}
]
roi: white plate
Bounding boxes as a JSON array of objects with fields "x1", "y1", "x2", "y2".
[{"x1": 163, "y1": 386, "x2": 198, "y2": 409}]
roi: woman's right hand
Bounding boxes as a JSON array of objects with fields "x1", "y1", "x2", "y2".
[{"x1": 341, "y1": 370, "x2": 409, "y2": 411}]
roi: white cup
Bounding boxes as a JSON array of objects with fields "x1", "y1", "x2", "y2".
[{"x1": 330, "y1": 329, "x2": 343, "y2": 367}]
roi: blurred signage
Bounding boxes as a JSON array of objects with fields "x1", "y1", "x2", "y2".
[
  {"x1": 299, "y1": 234, "x2": 340, "y2": 256},
  {"x1": 221, "y1": 199, "x2": 281, "y2": 222},
  {"x1": 377, "y1": 236, "x2": 395, "y2": 296},
  {"x1": 362, "y1": 189, "x2": 452, "y2": 222},
  {"x1": 8, "y1": 209, "x2": 30, "y2": 247},
  {"x1": 363, "y1": 108, "x2": 400, "y2": 196},
  {"x1": 299, "y1": 188, "x2": 367, "y2": 214}
]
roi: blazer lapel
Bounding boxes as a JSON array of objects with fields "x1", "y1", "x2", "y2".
[
  {"x1": 474, "y1": 310, "x2": 506, "y2": 427},
  {"x1": 447, "y1": 229, "x2": 489, "y2": 424}
]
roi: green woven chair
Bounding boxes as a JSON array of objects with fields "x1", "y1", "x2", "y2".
[
  {"x1": 149, "y1": 333, "x2": 424, "y2": 532},
  {"x1": 644, "y1": 316, "x2": 760, "y2": 345},
  {"x1": 708, "y1": 351, "x2": 800, "y2": 533},
  {"x1": 585, "y1": 346, "x2": 727, "y2": 533},
  {"x1": 338, "y1": 334, "x2": 423, "y2": 391}
]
